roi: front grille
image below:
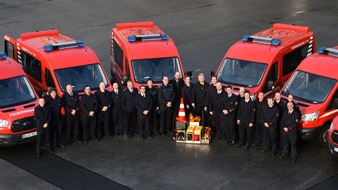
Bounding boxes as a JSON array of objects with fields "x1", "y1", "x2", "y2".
[
  {"x1": 332, "y1": 130, "x2": 338, "y2": 144},
  {"x1": 11, "y1": 117, "x2": 36, "y2": 133}
]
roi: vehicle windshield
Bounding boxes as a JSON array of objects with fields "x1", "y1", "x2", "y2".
[
  {"x1": 131, "y1": 57, "x2": 181, "y2": 83},
  {"x1": 217, "y1": 58, "x2": 267, "y2": 87},
  {"x1": 282, "y1": 70, "x2": 337, "y2": 104},
  {"x1": 0, "y1": 76, "x2": 36, "y2": 108},
  {"x1": 55, "y1": 63, "x2": 108, "y2": 92}
]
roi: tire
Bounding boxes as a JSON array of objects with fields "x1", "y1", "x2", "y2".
[{"x1": 317, "y1": 125, "x2": 329, "y2": 146}]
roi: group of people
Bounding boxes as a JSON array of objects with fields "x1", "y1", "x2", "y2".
[{"x1": 34, "y1": 72, "x2": 301, "y2": 162}]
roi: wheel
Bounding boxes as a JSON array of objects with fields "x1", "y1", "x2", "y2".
[{"x1": 317, "y1": 125, "x2": 329, "y2": 146}]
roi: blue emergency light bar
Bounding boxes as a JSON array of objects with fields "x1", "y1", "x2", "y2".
[
  {"x1": 0, "y1": 52, "x2": 7, "y2": 59},
  {"x1": 128, "y1": 34, "x2": 168, "y2": 42},
  {"x1": 242, "y1": 35, "x2": 281, "y2": 46},
  {"x1": 43, "y1": 41, "x2": 85, "y2": 52},
  {"x1": 318, "y1": 47, "x2": 338, "y2": 57}
]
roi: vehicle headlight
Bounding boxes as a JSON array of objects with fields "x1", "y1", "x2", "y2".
[
  {"x1": 301, "y1": 111, "x2": 319, "y2": 122},
  {"x1": 329, "y1": 122, "x2": 334, "y2": 133},
  {"x1": 250, "y1": 94, "x2": 257, "y2": 101},
  {"x1": 0, "y1": 119, "x2": 9, "y2": 128}
]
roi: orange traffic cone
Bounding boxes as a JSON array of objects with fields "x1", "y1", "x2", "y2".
[{"x1": 176, "y1": 98, "x2": 186, "y2": 122}]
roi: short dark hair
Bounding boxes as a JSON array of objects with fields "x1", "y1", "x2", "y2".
[
  {"x1": 147, "y1": 78, "x2": 153, "y2": 83},
  {"x1": 140, "y1": 85, "x2": 146, "y2": 89},
  {"x1": 162, "y1": 75, "x2": 168, "y2": 80},
  {"x1": 267, "y1": 97, "x2": 273, "y2": 101},
  {"x1": 84, "y1": 85, "x2": 90, "y2": 90},
  {"x1": 48, "y1": 88, "x2": 57, "y2": 94},
  {"x1": 225, "y1": 85, "x2": 232, "y2": 90},
  {"x1": 244, "y1": 90, "x2": 250, "y2": 95}
]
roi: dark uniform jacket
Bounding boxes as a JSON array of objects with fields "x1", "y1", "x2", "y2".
[
  {"x1": 275, "y1": 99, "x2": 286, "y2": 117},
  {"x1": 45, "y1": 96, "x2": 62, "y2": 119},
  {"x1": 95, "y1": 90, "x2": 112, "y2": 111},
  {"x1": 262, "y1": 104, "x2": 279, "y2": 127},
  {"x1": 34, "y1": 105, "x2": 51, "y2": 130},
  {"x1": 281, "y1": 110, "x2": 300, "y2": 132},
  {"x1": 62, "y1": 92, "x2": 80, "y2": 114},
  {"x1": 158, "y1": 84, "x2": 175, "y2": 110},
  {"x1": 135, "y1": 94, "x2": 153, "y2": 116},
  {"x1": 192, "y1": 82, "x2": 210, "y2": 106},
  {"x1": 121, "y1": 88, "x2": 138, "y2": 112},
  {"x1": 206, "y1": 85, "x2": 217, "y2": 109},
  {"x1": 170, "y1": 78, "x2": 184, "y2": 103},
  {"x1": 223, "y1": 93, "x2": 238, "y2": 118},
  {"x1": 146, "y1": 86, "x2": 158, "y2": 108},
  {"x1": 237, "y1": 99, "x2": 255, "y2": 124},
  {"x1": 209, "y1": 89, "x2": 228, "y2": 113},
  {"x1": 81, "y1": 93, "x2": 98, "y2": 117},
  {"x1": 111, "y1": 88, "x2": 122, "y2": 111},
  {"x1": 255, "y1": 100, "x2": 266, "y2": 123},
  {"x1": 181, "y1": 83, "x2": 194, "y2": 107}
]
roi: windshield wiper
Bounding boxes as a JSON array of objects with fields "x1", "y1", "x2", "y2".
[{"x1": 218, "y1": 76, "x2": 246, "y2": 87}]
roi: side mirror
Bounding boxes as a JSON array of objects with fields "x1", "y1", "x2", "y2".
[
  {"x1": 121, "y1": 76, "x2": 129, "y2": 86},
  {"x1": 267, "y1": 81, "x2": 274, "y2": 91},
  {"x1": 333, "y1": 98, "x2": 338, "y2": 108}
]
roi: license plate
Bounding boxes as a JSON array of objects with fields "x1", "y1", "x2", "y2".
[
  {"x1": 22, "y1": 131, "x2": 37, "y2": 139},
  {"x1": 334, "y1": 147, "x2": 338, "y2": 153}
]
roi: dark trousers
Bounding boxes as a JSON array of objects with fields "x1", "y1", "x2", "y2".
[
  {"x1": 262, "y1": 125, "x2": 277, "y2": 152},
  {"x1": 214, "y1": 112, "x2": 226, "y2": 139},
  {"x1": 49, "y1": 116, "x2": 62, "y2": 148},
  {"x1": 98, "y1": 111, "x2": 110, "y2": 138},
  {"x1": 224, "y1": 116, "x2": 236, "y2": 142},
  {"x1": 149, "y1": 108, "x2": 158, "y2": 136},
  {"x1": 160, "y1": 107, "x2": 173, "y2": 134},
  {"x1": 138, "y1": 114, "x2": 150, "y2": 138},
  {"x1": 184, "y1": 105, "x2": 192, "y2": 122},
  {"x1": 113, "y1": 109, "x2": 124, "y2": 135},
  {"x1": 82, "y1": 115, "x2": 96, "y2": 141},
  {"x1": 194, "y1": 104, "x2": 209, "y2": 126},
  {"x1": 36, "y1": 128, "x2": 51, "y2": 153},
  {"x1": 66, "y1": 114, "x2": 79, "y2": 144},
  {"x1": 124, "y1": 111, "x2": 136, "y2": 137},
  {"x1": 238, "y1": 122, "x2": 253, "y2": 146},
  {"x1": 282, "y1": 131, "x2": 298, "y2": 159},
  {"x1": 254, "y1": 121, "x2": 264, "y2": 145}
]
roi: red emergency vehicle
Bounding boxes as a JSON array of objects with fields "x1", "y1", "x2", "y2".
[
  {"x1": 110, "y1": 21, "x2": 185, "y2": 88},
  {"x1": 0, "y1": 52, "x2": 39, "y2": 146},
  {"x1": 214, "y1": 23, "x2": 315, "y2": 99},
  {"x1": 281, "y1": 47, "x2": 338, "y2": 145},
  {"x1": 328, "y1": 116, "x2": 338, "y2": 156},
  {"x1": 4, "y1": 29, "x2": 112, "y2": 98}
]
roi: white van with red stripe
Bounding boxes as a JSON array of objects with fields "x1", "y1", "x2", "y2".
[{"x1": 281, "y1": 46, "x2": 338, "y2": 145}]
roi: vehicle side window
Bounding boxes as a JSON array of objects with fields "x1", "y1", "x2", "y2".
[
  {"x1": 45, "y1": 68, "x2": 55, "y2": 88},
  {"x1": 112, "y1": 39, "x2": 123, "y2": 69},
  {"x1": 263, "y1": 62, "x2": 278, "y2": 91},
  {"x1": 282, "y1": 45, "x2": 310, "y2": 76},
  {"x1": 327, "y1": 89, "x2": 338, "y2": 110},
  {"x1": 126, "y1": 58, "x2": 130, "y2": 79},
  {"x1": 5, "y1": 41, "x2": 14, "y2": 58},
  {"x1": 20, "y1": 51, "x2": 42, "y2": 82}
]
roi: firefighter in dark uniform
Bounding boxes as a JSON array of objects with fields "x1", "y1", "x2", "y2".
[
  {"x1": 237, "y1": 90, "x2": 255, "y2": 149},
  {"x1": 274, "y1": 92, "x2": 286, "y2": 148},
  {"x1": 287, "y1": 94, "x2": 301, "y2": 119},
  {"x1": 111, "y1": 82, "x2": 123, "y2": 136},
  {"x1": 206, "y1": 75, "x2": 218, "y2": 131},
  {"x1": 45, "y1": 88, "x2": 63, "y2": 148},
  {"x1": 146, "y1": 79, "x2": 159, "y2": 137},
  {"x1": 135, "y1": 85, "x2": 153, "y2": 140},
  {"x1": 192, "y1": 73, "x2": 210, "y2": 126},
  {"x1": 224, "y1": 85, "x2": 238, "y2": 145},
  {"x1": 121, "y1": 80, "x2": 138, "y2": 138},
  {"x1": 95, "y1": 82, "x2": 112, "y2": 139},
  {"x1": 181, "y1": 75, "x2": 194, "y2": 121},
  {"x1": 209, "y1": 82, "x2": 228, "y2": 140},
  {"x1": 261, "y1": 97, "x2": 279, "y2": 156},
  {"x1": 158, "y1": 75, "x2": 175, "y2": 136},
  {"x1": 62, "y1": 84, "x2": 80, "y2": 146},
  {"x1": 254, "y1": 92, "x2": 266, "y2": 147},
  {"x1": 81, "y1": 85, "x2": 98, "y2": 143},
  {"x1": 170, "y1": 72, "x2": 184, "y2": 117},
  {"x1": 279, "y1": 102, "x2": 300, "y2": 162},
  {"x1": 35, "y1": 98, "x2": 52, "y2": 157}
]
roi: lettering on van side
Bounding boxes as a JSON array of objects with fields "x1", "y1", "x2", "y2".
[
  {"x1": 9, "y1": 109, "x2": 34, "y2": 117},
  {"x1": 291, "y1": 40, "x2": 309, "y2": 50}
]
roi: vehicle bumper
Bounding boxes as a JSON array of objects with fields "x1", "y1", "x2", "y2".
[
  {"x1": 0, "y1": 131, "x2": 37, "y2": 147},
  {"x1": 328, "y1": 138, "x2": 338, "y2": 157},
  {"x1": 298, "y1": 127, "x2": 321, "y2": 141}
]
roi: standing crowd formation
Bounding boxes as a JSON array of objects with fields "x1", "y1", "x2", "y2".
[{"x1": 34, "y1": 72, "x2": 301, "y2": 162}]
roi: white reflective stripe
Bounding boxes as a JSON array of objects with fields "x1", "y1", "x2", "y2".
[
  {"x1": 310, "y1": 36, "x2": 313, "y2": 40},
  {"x1": 309, "y1": 44, "x2": 313, "y2": 48},
  {"x1": 319, "y1": 109, "x2": 338, "y2": 119},
  {"x1": 307, "y1": 53, "x2": 312, "y2": 56},
  {"x1": 308, "y1": 48, "x2": 312, "y2": 52},
  {"x1": 180, "y1": 104, "x2": 185, "y2": 108},
  {"x1": 178, "y1": 112, "x2": 185, "y2": 116},
  {"x1": 309, "y1": 40, "x2": 313, "y2": 44}
]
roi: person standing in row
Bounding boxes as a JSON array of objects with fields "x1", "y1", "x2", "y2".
[
  {"x1": 253, "y1": 92, "x2": 265, "y2": 147},
  {"x1": 95, "y1": 82, "x2": 112, "y2": 139},
  {"x1": 111, "y1": 82, "x2": 123, "y2": 136},
  {"x1": 81, "y1": 85, "x2": 98, "y2": 143},
  {"x1": 280, "y1": 102, "x2": 300, "y2": 162},
  {"x1": 121, "y1": 80, "x2": 138, "y2": 138},
  {"x1": 237, "y1": 90, "x2": 255, "y2": 149},
  {"x1": 206, "y1": 75, "x2": 218, "y2": 132},
  {"x1": 158, "y1": 76, "x2": 175, "y2": 136},
  {"x1": 223, "y1": 86, "x2": 238, "y2": 145},
  {"x1": 181, "y1": 75, "x2": 193, "y2": 121},
  {"x1": 146, "y1": 79, "x2": 159, "y2": 137},
  {"x1": 209, "y1": 82, "x2": 228, "y2": 140},
  {"x1": 35, "y1": 98, "x2": 52, "y2": 157},
  {"x1": 135, "y1": 85, "x2": 153, "y2": 140},
  {"x1": 261, "y1": 97, "x2": 279, "y2": 156},
  {"x1": 170, "y1": 72, "x2": 184, "y2": 118},
  {"x1": 62, "y1": 84, "x2": 80, "y2": 146},
  {"x1": 274, "y1": 92, "x2": 286, "y2": 149},
  {"x1": 192, "y1": 73, "x2": 210, "y2": 126},
  {"x1": 45, "y1": 88, "x2": 63, "y2": 148}
]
